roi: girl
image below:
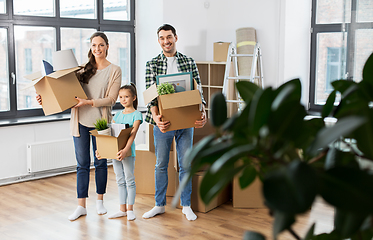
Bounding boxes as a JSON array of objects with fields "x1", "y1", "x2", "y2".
[
  {"x1": 97, "y1": 83, "x2": 142, "y2": 220},
  {"x1": 37, "y1": 31, "x2": 122, "y2": 221}
]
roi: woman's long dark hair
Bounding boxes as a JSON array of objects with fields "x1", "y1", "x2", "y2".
[
  {"x1": 77, "y1": 32, "x2": 109, "y2": 84},
  {"x1": 120, "y1": 83, "x2": 138, "y2": 110}
]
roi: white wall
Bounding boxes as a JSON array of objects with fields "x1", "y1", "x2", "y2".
[{"x1": 0, "y1": 0, "x2": 312, "y2": 182}]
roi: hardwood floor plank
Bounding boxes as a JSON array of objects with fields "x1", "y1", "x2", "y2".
[{"x1": 0, "y1": 166, "x2": 333, "y2": 240}]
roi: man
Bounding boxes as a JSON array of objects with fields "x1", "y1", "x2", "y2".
[{"x1": 143, "y1": 24, "x2": 207, "y2": 221}]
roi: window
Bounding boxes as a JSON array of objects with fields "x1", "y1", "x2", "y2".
[
  {"x1": 0, "y1": 0, "x2": 135, "y2": 119},
  {"x1": 309, "y1": 0, "x2": 373, "y2": 110}
]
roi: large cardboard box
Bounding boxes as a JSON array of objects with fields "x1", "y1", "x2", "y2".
[
  {"x1": 233, "y1": 177, "x2": 265, "y2": 208},
  {"x1": 213, "y1": 42, "x2": 230, "y2": 62},
  {"x1": 24, "y1": 49, "x2": 87, "y2": 116},
  {"x1": 143, "y1": 80, "x2": 202, "y2": 132},
  {"x1": 134, "y1": 149, "x2": 177, "y2": 196},
  {"x1": 90, "y1": 127, "x2": 133, "y2": 160}
]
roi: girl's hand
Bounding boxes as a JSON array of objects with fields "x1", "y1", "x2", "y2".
[
  {"x1": 36, "y1": 94, "x2": 42, "y2": 105},
  {"x1": 95, "y1": 150, "x2": 102, "y2": 159},
  {"x1": 117, "y1": 148, "x2": 129, "y2": 161},
  {"x1": 72, "y1": 97, "x2": 93, "y2": 108}
]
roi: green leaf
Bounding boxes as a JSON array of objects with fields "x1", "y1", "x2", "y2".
[
  {"x1": 319, "y1": 167, "x2": 373, "y2": 213},
  {"x1": 272, "y1": 210, "x2": 295, "y2": 238},
  {"x1": 210, "y1": 92, "x2": 227, "y2": 127},
  {"x1": 334, "y1": 208, "x2": 368, "y2": 238},
  {"x1": 236, "y1": 81, "x2": 261, "y2": 103},
  {"x1": 263, "y1": 161, "x2": 317, "y2": 214},
  {"x1": 199, "y1": 165, "x2": 245, "y2": 204},
  {"x1": 362, "y1": 52, "x2": 373, "y2": 82},
  {"x1": 273, "y1": 79, "x2": 302, "y2": 104},
  {"x1": 271, "y1": 84, "x2": 295, "y2": 111},
  {"x1": 322, "y1": 90, "x2": 336, "y2": 118},
  {"x1": 243, "y1": 231, "x2": 266, "y2": 240},
  {"x1": 324, "y1": 147, "x2": 359, "y2": 170},
  {"x1": 210, "y1": 144, "x2": 255, "y2": 173},
  {"x1": 249, "y1": 87, "x2": 273, "y2": 134},
  {"x1": 332, "y1": 80, "x2": 357, "y2": 94},
  {"x1": 308, "y1": 116, "x2": 366, "y2": 155},
  {"x1": 304, "y1": 223, "x2": 315, "y2": 240},
  {"x1": 239, "y1": 164, "x2": 257, "y2": 189}
]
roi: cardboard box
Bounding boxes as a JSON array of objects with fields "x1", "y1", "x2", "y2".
[
  {"x1": 134, "y1": 149, "x2": 177, "y2": 196},
  {"x1": 143, "y1": 80, "x2": 202, "y2": 132},
  {"x1": 90, "y1": 127, "x2": 133, "y2": 160},
  {"x1": 24, "y1": 49, "x2": 87, "y2": 116},
  {"x1": 233, "y1": 177, "x2": 265, "y2": 208},
  {"x1": 213, "y1": 42, "x2": 230, "y2": 62}
]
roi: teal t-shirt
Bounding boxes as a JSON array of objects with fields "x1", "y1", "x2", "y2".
[{"x1": 112, "y1": 110, "x2": 143, "y2": 157}]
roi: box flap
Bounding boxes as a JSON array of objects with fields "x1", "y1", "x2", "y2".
[
  {"x1": 160, "y1": 90, "x2": 202, "y2": 110},
  {"x1": 118, "y1": 127, "x2": 133, "y2": 138},
  {"x1": 24, "y1": 71, "x2": 43, "y2": 81},
  {"x1": 48, "y1": 67, "x2": 81, "y2": 79},
  {"x1": 143, "y1": 84, "x2": 158, "y2": 104}
]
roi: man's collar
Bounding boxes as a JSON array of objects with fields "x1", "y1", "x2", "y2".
[{"x1": 160, "y1": 51, "x2": 179, "y2": 60}]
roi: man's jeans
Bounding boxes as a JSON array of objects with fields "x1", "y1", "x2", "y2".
[
  {"x1": 153, "y1": 126, "x2": 193, "y2": 207},
  {"x1": 73, "y1": 123, "x2": 108, "y2": 198}
]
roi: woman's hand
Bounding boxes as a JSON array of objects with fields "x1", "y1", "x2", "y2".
[
  {"x1": 95, "y1": 150, "x2": 102, "y2": 159},
  {"x1": 72, "y1": 97, "x2": 93, "y2": 108},
  {"x1": 36, "y1": 94, "x2": 42, "y2": 105}
]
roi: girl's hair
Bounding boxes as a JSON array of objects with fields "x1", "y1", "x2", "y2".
[
  {"x1": 120, "y1": 83, "x2": 138, "y2": 110},
  {"x1": 77, "y1": 32, "x2": 109, "y2": 84}
]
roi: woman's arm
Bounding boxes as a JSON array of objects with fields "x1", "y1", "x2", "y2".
[
  {"x1": 92, "y1": 66, "x2": 121, "y2": 108},
  {"x1": 117, "y1": 120, "x2": 141, "y2": 161}
]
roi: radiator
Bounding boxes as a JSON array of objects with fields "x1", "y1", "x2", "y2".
[{"x1": 27, "y1": 139, "x2": 76, "y2": 173}]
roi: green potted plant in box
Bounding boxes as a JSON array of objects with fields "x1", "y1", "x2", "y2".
[
  {"x1": 94, "y1": 118, "x2": 110, "y2": 136},
  {"x1": 157, "y1": 82, "x2": 175, "y2": 96},
  {"x1": 174, "y1": 52, "x2": 373, "y2": 240}
]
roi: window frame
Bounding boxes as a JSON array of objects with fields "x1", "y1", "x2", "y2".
[
  {"x1": 0, "y1": 0, "x2": 135, "y2": 120},
  {"x1": 309, "y1": 0, "x2": 373, "y2": 112}
]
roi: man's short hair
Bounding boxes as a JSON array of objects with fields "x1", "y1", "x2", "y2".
[{"x1": 157, "y1": 24, "x2": 177, "y2": 36}]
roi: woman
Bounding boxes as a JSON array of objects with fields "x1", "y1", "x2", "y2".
[{"x1": 37, "y1": 32, "x2": 121, "y2": 221}]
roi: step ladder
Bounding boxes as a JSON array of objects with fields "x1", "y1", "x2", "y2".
[{"x1": 222, "y1": 42, "x2": 264, "y2": 109}]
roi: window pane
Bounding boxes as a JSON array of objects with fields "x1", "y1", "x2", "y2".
[
  {"x1": 0, "y1": 0, "x2": 5, "y2": 14},
  {"x1": 103, "y1": 0, "x2": 130, "y2": 21},
  {"x1": 357, "y1": 0, "x2": 373, "y2": 22},
  {"x1": 15, "y1": 26, "x2": 55, "y2": 110},
  {"x1": 13, "y1": 0, "x2": 54, "y2": 17},
  {"x1": 60, "y1": 0, "x2": 96, "y2": 19},
  {"x1": 104, "y1": 31, "x2": 130, "y2": 86},
  {"x1": 0, "y1": 28, "x2": 9, "y2": 112},
  {"x1": 316, "y1": 0, "x2": 351, "y2": 24},
  {"x1": 61, "y1": 28, "x2": 96, "y2": 65},
  {"x1": 315, "y1": 32, "x2": 347, "y2": 105},
  {"x1": 354, "y1": 29, "x2": 373, "y2": 81}
]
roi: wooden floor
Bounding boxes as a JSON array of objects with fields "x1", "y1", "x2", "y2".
[{"x1": 0, "y1": 166, "x2": 334, "y2": 240}]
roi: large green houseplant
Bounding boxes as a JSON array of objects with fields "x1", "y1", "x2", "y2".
[{"x1": 174, "y1": 52, "x2": 373, "y2": 240}]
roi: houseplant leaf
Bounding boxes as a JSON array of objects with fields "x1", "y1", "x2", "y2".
[
  {"x1": 334, "y1": 208, "x2": 368, "y2": 238},
  {"x1": 243, "y1": 231, "x2": 266, "y2": 240},
  {"x1": 324, "y1": 148, "x2": 359, "y2": 170},
  {"x1": 236, "y1": 80, "x2": 261, "y2": 103},
  {"x1": 304, "y1": 223, "x2": 315, "y2": 240},
  {"x1": 272, "y1": 210, "x2": 295, "y2": 238},
  {"x1": 248, "y1": 87, "x2": 273, "y2": 134},
  {"x1": 239, "y1": 164, "x2": 257, "y2": 189},
  {"x1": 322, "y1": 90, "x2": 336, "y2": 118},
  {"x1": 210, "y1": 92, "x2": 227, "y2": 127},
  {"x1": 362, "y1": 52, "x2": 373, "y2": 82}
]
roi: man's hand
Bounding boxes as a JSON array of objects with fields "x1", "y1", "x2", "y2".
[
  {"x1": 195, "y1": 109, "x2": 207, "y2": 128},
  {"x1": 154, "y1": 114, "x2": 170, "y2": 133}
]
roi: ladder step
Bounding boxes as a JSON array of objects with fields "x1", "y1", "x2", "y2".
[
  {"x1": 227, "y1": 76, "x2": 261, "y2": 80},
  {"x1": 226, "y1": 100, "x2": 244, "y2": 103},
  {"x1": 230, "y1": 54, "x2": 254, "y2": 57}
]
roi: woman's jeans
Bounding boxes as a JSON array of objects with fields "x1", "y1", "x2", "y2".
[
  {"x1": 153, "y1": 126, "x2": 193, "y2": 207},
  {"x1": 112, "y1": 156, "x2": 136, "y2": 205},
  {"x1": 73, "y1": 123, "x2": 107, "y2": 198}
]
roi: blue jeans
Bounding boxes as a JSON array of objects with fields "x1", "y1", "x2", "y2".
[
  {"x1": 112, "y1": 156, "x2": 136, "y2": 205},
  {"x1": 153, "y1": 126, "x2": 193, "y2": 207},
  {"x1": 73, "y1": 123, "x2": 108, "y2": 198}
]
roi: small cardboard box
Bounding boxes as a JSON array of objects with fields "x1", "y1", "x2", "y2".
[
  {"x1": 213, "y1": 42, "x2": 230, "y2": 62},
  {"x1": 134, "y1": 149, "x2": 177, "y2": 196},
  {"x1": 233, "y1": 177, "x2": 265, "y2": 208},
  {"x1": 90, "y1": 127, "x2": 133, "y2": 160},
  {"x1": 24, "y1": 49, "x2": 87, "y2": 116},
  {"x1": 143, "y1": 80, "x2": 202, "y2": 132}
]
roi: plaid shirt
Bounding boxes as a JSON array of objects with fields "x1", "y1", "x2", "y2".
[{"x1": 145, "y1": 51, "x2": 206, "y2": 125}]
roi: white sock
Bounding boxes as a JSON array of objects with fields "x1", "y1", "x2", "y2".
[
  {"x1": 96, "y1": 200, "x2": 107, "y2": 215},
  {"x1": 68, "y1": 206, "x2": 87, "y2": 221},
  {"x1": 108, "y1": 211, "x2": 126, "y2": 219},
  {"x1": 142, "y1": 206, "x2": 165, "y2": 219},
  {"x1": 182, "y1": 206, "x2": 197, "y2": 221},
  {"x1": 127, "y1": 210, "x2": 136, "y2": 221}
]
